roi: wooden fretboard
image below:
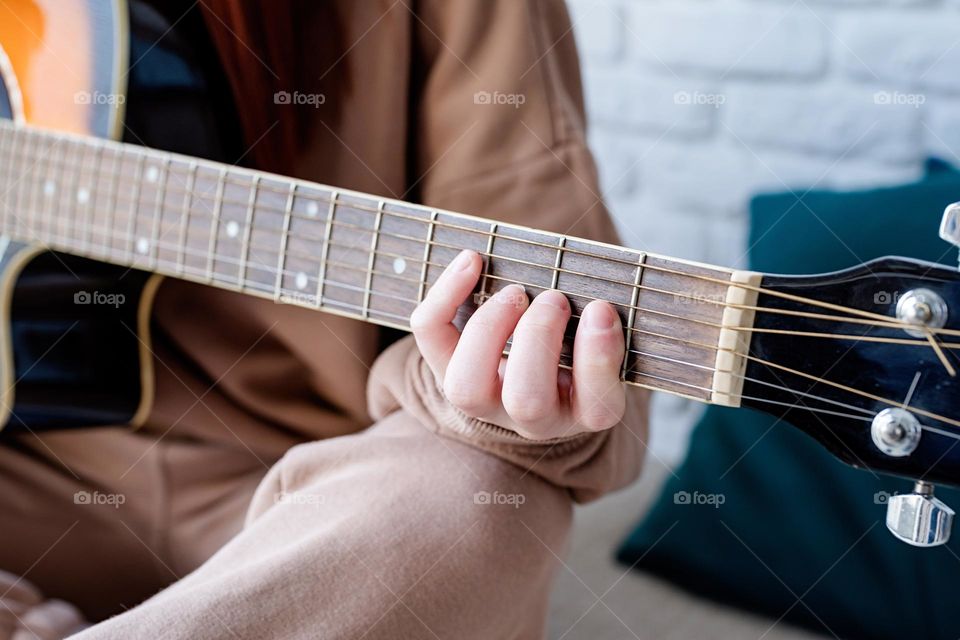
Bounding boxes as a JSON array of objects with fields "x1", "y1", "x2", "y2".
[{"x1": 0, "y1": 121, "x2": 759, "y2": 405}]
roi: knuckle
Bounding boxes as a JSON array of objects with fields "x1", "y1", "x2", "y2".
[
  {"x1": 443, "y1": 378, "x2": 490, "y2": 416},
  {"x1": 502, "y1": 390, "x2": 555, "y2": 425}
]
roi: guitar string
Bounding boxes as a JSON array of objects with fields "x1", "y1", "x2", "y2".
[
  {"x1": 619, "y1": 366, "x2": 960, "y2": 441},
  {"x1": 8, "y1": 200, "x2": 960, "y2": 435},
  {"x1": 8, "y1": 153, "x2": 960, "y2": 383},
  {"x1": 6, "y1": 130, "x2": 960, "y2": 431},
  {"x1": 11, "y1": 202, "x2": 954, "y2": 437},
  {"x1": 2, "y1": 128, "x2": 950, "y2": 338},
  {"x1": 7, "y1": 162, "x2": 957, "y2": 349},
  {"x1": 8, "y1": 202, "x2": 959, "y2": 356},
  {"x1": 7, "y1": 152, "x2": 953, "y2": 388}
]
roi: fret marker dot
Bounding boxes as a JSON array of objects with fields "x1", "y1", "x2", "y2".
[
  {"x1": 393, "y1": 257, "x2": 407, "y2": 275},
  {"x1": 146, "y1": 166, "x2": 159, "y2": 183},
  {"x1": 306, "y1": 202, "x2": 319, "y2": 217},
  {"x1": 295, "y1": 272, "x2": 308, "y2": 290},
  {"x1": 226, "y1": 221, "x2": 239, "y2": 238},
  {"x1": 43, "y1": 180, "x2": 55, "y2": 197},
  {"x1": 76, "y1": 188, "x2": 89, "y2": 204},
  {"x1": 136, "y1": 238, "x2": 149, "y2": 254}
]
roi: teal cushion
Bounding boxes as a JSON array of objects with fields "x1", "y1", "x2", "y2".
[{"x1": 617, "y1": 158, "x2": 960, "y2": 640}]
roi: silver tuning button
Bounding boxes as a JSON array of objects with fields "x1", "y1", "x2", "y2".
[
  {"x1": 886, "y1": 481, "x2": 954, "y2": 547},
  {"x1": 941, "y1": 202, "x2": 960, "y2": 249}
]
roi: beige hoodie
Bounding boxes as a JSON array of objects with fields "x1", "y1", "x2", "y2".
[{"x1": 0, "y1": 1, "x2": 648, "y2": 638}]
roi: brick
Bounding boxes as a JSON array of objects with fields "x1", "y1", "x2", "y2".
[
  {"x1": 639, "y1": 143, "x2": 763, "y2": 219},
  {"x1": 724, "y1": 85, "x2": 920, "y2": 163},
  {"x1": 624, "y1": 6, "x2": 828, "y2": 78},
  {"x1": 568, "y1": 0, "x2": 624, "y2": 62},
  {"x1": 609, "y1": 195, "x2": 709, "y2": 262},
  {"x1": 838, "y1": 13, "x2": 960, "y2": 92},
  {"x1": 582, "y1": 66, "x2": 717, "y2": 135}
]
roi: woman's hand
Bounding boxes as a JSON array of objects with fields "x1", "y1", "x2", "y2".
[{"x1": 410, "y1": 250, "x2": 627, "y2": 440}]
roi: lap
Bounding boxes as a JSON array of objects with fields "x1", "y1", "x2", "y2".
[
  {"x1": 76, "y1": 411, "x2": 573, "y2": 639},
  {"x1": 0, "y1": 427, "x2": 266, "y2": 621}
]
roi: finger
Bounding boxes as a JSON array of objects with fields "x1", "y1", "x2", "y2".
[
  {"x1": 501, "y1": 290, "x2": 570, "y2": 433},
  {"x1": 443, "y1": 284, "x2": 528, "y2": 416},
  {"x1": 571, "y1": 300, "x2": 626, "y2": 431},
  {"x1": 409, "y1": 250, "x2": 481, "y2": 379}
]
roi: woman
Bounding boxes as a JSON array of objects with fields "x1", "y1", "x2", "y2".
[{"x1": 0, "y1": 1, "x2": 647, "y2": 637}]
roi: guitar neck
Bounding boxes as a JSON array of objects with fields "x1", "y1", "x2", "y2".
[{"x1": 0, "y1": 121, "x2": 761, "y2": 406}]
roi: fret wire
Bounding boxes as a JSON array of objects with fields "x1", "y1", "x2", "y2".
[
  {"x1": 50, "y1": 134, "x2": 72, "y2": 242},
  {"x1": 362, "y1": 200, "x2": 385, "y2": 318},
  {"x1": 37, "y1": 130, "x2": 57, "y2": 243},
  {"x1": 206, "y1": 166, "x2": 227, "y2": 282},
  {"x1": 22, "y1": 127, "x2": 42, "y2": 244},
  {"x1": 37, "y1": 134, "x2": 57, "y2": 244},
  {"x1": 478, "y1": 221, "x2": 496, "y2": 304},
  {"x1": 274, "y1": 181, "x2": 296, "y2": 300},
  {"x1": 36, "y1": 135, "x2": 52, "y2": 243},
  {"x1": 15, "y1": 127, "x2": 41, "y2": 242},
  {"x1": 148, "y1": 156, "x2": 171, "y2": 270},
  {"x1": 238, "y1": 174, "x2": 260, "y2": 288},
  {"x1": 126, "y1": 150, "x2": 146, "y2": 266},
  {"x1": 81, "y1": 139, "x2": 104, "y2": 254},
  {"x1": 31, "y1": 129, "x2": 46, "y2": 242},
  {"x1": 65, "y1": 138, "x2": 85, "y2": 246},
  {"x1": 103, "y1": 145, "x2": 122, "y2": 259},
  {"x1": 417, "y1": 210, "x2": 439, "y2": 304},
  {"x1": 316, "y1": 189, "x2": 337, "y2": 305},
  {"x1": 176, "y1": 161, "x2": 199, "y2": 274},
  {"x1": 551, "y1": 236, "x2": 565, "y2": 290},
  {"x1": 621, "y1": 252, "x2": 647, "y2": 381}
]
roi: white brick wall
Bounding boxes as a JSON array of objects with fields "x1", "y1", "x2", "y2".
[{"x1": 569, "y1": 0, "x2": 960, "y2": 462}]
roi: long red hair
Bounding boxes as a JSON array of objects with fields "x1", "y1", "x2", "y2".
[{"x1": 199, "y1": 2, "x2": 343, "y2": 174}]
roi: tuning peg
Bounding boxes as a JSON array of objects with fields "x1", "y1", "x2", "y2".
[
  {"x1": 885, "y1": 481, "x2": 954, "y2": 547},
  {"x1": 940, "y1": 202, "x2": 960, "y2": 256},
  {"x1": 941, "y1": 202, "x2": 960, "y2": 246}
]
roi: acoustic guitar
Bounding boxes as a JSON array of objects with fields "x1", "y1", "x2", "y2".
[{"x1": 2, "y1": 0, "x2": 960, "y2": 547}]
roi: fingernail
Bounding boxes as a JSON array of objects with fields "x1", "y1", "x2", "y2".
[
  {"x1": 535, "y1": 290, "x2": 570, "y2": 311},
  {"x1": 451, "y1": 250, "x2": 474, "y2": 271},
  {"x1": 584, "y1": 301, "x2": 618, "y2": 330}
]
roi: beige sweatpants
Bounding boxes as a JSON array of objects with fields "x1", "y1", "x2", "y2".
[{"x1": 0, "y1": 339, "x2": 645, "y2": 639}]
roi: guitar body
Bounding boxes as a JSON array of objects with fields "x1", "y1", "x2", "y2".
[{"x1": 0, "y1": 0, "x2": 157, "y2": 431}]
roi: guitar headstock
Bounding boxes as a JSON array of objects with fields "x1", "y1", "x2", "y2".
[{"x1": 743, "y1": 253, "x2": 960, "y2": 545}]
